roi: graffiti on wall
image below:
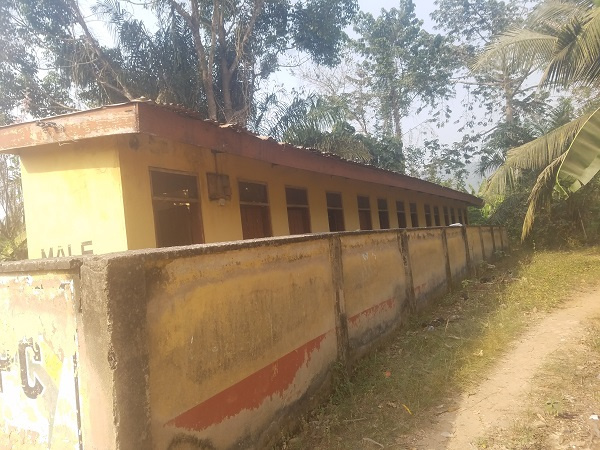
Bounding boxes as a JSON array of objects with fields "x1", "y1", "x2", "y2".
[
  {"x1": 0, "y1": 274, "x2": 82, "y2": 450},
  {"x1": 41, "y1": 241, "x2": 93, "y2": 259}
]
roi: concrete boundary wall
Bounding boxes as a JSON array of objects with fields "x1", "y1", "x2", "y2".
[{"x1": 0, "y1": 226, "x2": 507, "y2": 449}]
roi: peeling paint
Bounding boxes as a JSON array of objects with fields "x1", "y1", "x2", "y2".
[
  {"x1": 166, "y1": 332, "x2": 331, "y2": 432},
  {"x1": 0, "y1": 272, "x2": 81, "y2": 450},
  {"x1": 348, "y1": 298, "x2": 395, "y2": 326}
]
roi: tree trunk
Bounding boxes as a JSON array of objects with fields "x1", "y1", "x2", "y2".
[
  {"x1": 502, "y1": 61, "x2": 514, "y2": 125},
  {"x1": 221, "y1": 64, "x2": 234, "y2": 122},
  {"x1": 390, "y1": 86, "x2": 403, "y2": 140},
  {"x1": 192, "y1": 30, "x2": 218, "y2": 121}
]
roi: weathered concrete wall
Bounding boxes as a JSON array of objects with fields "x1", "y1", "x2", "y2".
[
  {"x1": 0, "y1": 226, "x2": 507, "y2": 449},
  {"x1": 406, "y1": 228, "x2": 448, "y2": 306},
  {"x1": 0, "y1": 260, "x2": 82, "y2": 450},
  {"x1": 481, "y1": 227, "x2": 495, "y2": 260},
  {"x1": 466, "y1": 227, "x2": 484, "y2": 265},
  {"x1": 339, "y1": 233, "x2": 406, "y2": 357},
  {"x1": 493, "y1": 227, "x2": 504, "y2": 253},
  {"x1": 446, "y1": 227, "x2": 469, "y2": 282},
  {"x1": 502, "y1": 228, "x2": 509, "y2": 251},
  {"x1": 144, "y1": 238, "x2": 338, "y2": 449}
]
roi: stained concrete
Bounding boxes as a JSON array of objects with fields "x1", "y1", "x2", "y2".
[{"x1": 0, "y1": 226, "x2": 506, "y2": 449}]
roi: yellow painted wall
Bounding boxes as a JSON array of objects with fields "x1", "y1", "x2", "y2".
[
  {"x1": 144, "y1": 238, "x2": 338, "y2": 449},
  {"x1": 0, "y1": 226, "x2": 507, "y2": 449},
  {"x1": 493, "y1": 227, "x2": 503, "y2": 251},
  {"x1": 20, "y1": 139, "x2": 128, "y2": 258},
  {"x1": 117, "y1": 135, "x2": 473, "y2": 250},
  {"x1": 467, "y1": 227, "x2": 484, "y2": 264},
  {"x1": 139, "y1": 226, "x2": 504, "y2": 448},
  {"x1": 481, "y1": 227, "x2": 495, "y2": 259},
  {"x1": 20, "y1": 133, "x2": 474, "y2": 256},
  {"x1": 0, "y1": 272, "x2": 80, "y2": 449},
  {"x1": 340, "y1": 233, "x2": 406, "y2": 351},
  {"x1": 407, "y1": 228, "x2": 447, "y2": 304},
  {"x1": 446, "y1": 227, "x2": 468, "y2": 281}
]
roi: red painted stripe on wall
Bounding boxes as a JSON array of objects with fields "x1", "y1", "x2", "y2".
[
  {"x1": 166, "y1": 331, "x2": 330, "y2": 432},
  {"x1": 347, "y1": 298, "x2": 395, "y2": 326}
]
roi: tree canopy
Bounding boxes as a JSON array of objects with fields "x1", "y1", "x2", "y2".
[
  {"x1": 3, "y1": 0, "x2": 600, "y2": 249},
  {"x1": 478, "y1": 0, "x2": 600, "y2": 239},
  {"x1": 0, "y1": 0, "x2": 359, "y2": 124}
]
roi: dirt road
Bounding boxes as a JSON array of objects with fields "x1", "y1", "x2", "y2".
[{"x1": 411, "y1": 288, "x2": 600, "y2": 450}]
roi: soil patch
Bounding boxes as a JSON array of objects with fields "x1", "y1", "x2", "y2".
[{"x1": 407, "y1": 288, "x2": 600, "y2": 449}]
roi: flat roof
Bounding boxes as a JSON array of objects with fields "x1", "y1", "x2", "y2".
[{"x1": 0, "y1": 101, "x2": 483, "y2": 206}]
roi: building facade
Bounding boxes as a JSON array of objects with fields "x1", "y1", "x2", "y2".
[{"x1": 0, "y1": 101, "x2": 481, "y2": 259}]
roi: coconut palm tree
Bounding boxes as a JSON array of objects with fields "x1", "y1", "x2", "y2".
[
  {"x1": 474, "y1": 0, "x2": 600, "y2": 239},
  {"x1": 251, "y1": 93, "x2": 373, "y2": 163}
]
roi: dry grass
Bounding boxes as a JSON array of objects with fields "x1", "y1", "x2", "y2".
[
  {"x1": 478, "y1": 318, "x2": 600, "y2": 449},
  {"x1": 280, "y1": 246, "x2": 600, "y2": 449}
]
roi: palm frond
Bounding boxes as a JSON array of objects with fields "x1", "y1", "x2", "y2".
[
  {"x1": 473, "y1": 30, "x2": 556, "y2": 73},
  {"x1": 526, "y1": 0, "x2": 591, "y2": 30},
  {"x1": 521, "y1": 152, "x2": 567, "y2": 240},
  {"x1": 485, "y1": 112, "x2": 593, "y2": 195},
  {"x1": 312, "y1": 133, "x2": 372, "y2": 162},
  {"x1": 570, "y1": 8, "x2": 600, "y2": 85},
  {"x1": 541, "y1": 9, "x2": 600, "y2": 86}
]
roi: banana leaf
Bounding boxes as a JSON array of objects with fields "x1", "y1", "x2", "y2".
[{"x1": 557, "y1": 107, "x2": 600, "y2": 193}]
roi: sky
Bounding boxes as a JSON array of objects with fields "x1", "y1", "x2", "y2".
[
  {"x1": 340, "y1": 0, "x2": 486, "y2": 188},
  {"x1": 273, "y1": 0, "x2": 469, "y2": 150},
  {"x1": 85, "y1": 0, "x2": 485, "y2": 185},
  {"x1": 362, "y1": 0, "x2": 437, "y2": 31},
  {"x1": 88, "y1": 0, "x2": 454, "y2": 149}
]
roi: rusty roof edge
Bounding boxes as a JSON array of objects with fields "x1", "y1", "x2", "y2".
[
  {"x1": 0, "y1": 103, "x2": 140, "y2": 152},
  {"x1": 135, "y1": 102, "x2": 483, "y2": 206},
  {"x1": 289, "y1": 143, "x2": 483, "y2": 205},
  {"x1": 0, "y1": 102, "x2": 136, "y2": 130},
  {"x1": 0, "y1": 101, "x2": 482, "y2": 206}
]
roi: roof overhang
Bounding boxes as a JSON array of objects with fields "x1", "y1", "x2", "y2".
[
  {"x1": 0, "y1": 102, "x2": 483, "y2": 207},
  {"x1": 557, "y1": 107, "x2": 600, "y2": 194}
]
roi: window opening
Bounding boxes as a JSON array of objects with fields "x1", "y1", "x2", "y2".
[
  {"x1": 450, "y1": 207, "x2": 456, "y2": 224},
  {"x1": 433, "y1": 206, "x2": 441, "y2": 226},
  {"x1": 377, "y1": 198, "x2": 390, "y2": 229},
  {"x1": 443, "y1": 206, "x2": 450, "y2": 226},
  {"x1": 396, "y1": 201, "x2": 407, "y2": 228},
  {"x1": 150, "y1": 169, "x2": 204, "y2": 248},
  {"x1": 409, "y1": 202, "x2": 419, "y2": 227},
  {"x1": 326, "y1": 192, "x2": 345, "y2": 232},
  {"x1": 463, "y1": 209, "x2": 469, "y2": 225},
  {"x1": 424, "y1": 204, "x2": 432, "y2": 227},
  {"x1": 286, "y1": 187, "x2": 311, "y2": 235},
  {"x1": 357, "y1": 195, "x2": 372, "y2": 230},
  {"x1": 239, "y1": 181, "x2": 272, "y2": 239}
]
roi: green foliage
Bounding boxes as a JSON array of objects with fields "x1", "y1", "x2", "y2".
[
  {"x1": 361, "y1": 134, "x2": 405, "y2": 173},
  {"x1": 0, "y1": 0, "x2": 359, "y2": 124},
  {"x1": 486, "y1": 174, "x2": 600, "y2": 248},
  {"x1": 355, "y1": 0, "x2": 456, "y2": 139},
  {"x1": 0, "y1": 155, "x2": 26, "y2": 260},
  {"x1": 430, "y1": 0, "x2": 562, "y2": 202},
  {"x1": 475, "y1": 0, "x2": 600, "y2": 90},
  {"x1": 291, "y1": 0, "x2": 358, "y2": 67},
  {"x1": 432, "y1": 0, "x2": 526, "y2": 48},
  {"x1": 252, "y1": 92, "x2": 405, "y2": 169},
  {"x1": 477, "y1": 0, "x2": 600, "y2": 241}
]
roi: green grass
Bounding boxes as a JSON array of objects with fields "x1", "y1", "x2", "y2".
[{"x1": 281, "y1": 246, "x2": 600, "y2": 449}]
